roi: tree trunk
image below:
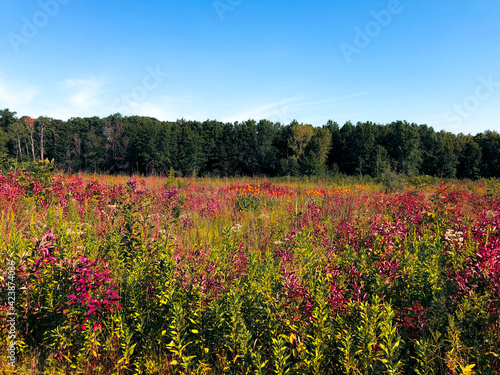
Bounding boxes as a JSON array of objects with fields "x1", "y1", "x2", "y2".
[
  {"x1": 40, "y1": 127, "x2": 44, "y2": 161},
  {"x1": 30, "y1": 131, "x2": 35, "y2": 162},
  {"x1": 17, "y1": 137, "x2": 21, "y2": 160}
]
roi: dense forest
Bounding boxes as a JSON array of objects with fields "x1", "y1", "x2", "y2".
[{"x1": 0, "y1": 108, "x2": 498, "y2": 178}]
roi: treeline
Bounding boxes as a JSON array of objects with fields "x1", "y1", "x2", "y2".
[{"x1": 0, "y1": 108, "x2": 498, "y2": 178}]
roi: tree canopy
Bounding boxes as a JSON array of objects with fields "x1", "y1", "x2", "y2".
[{"x1": 0, "y1": 108, "x2": 497, "y2": 178}]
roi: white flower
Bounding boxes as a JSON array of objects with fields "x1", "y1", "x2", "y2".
[
  {"x1": 66, "y1": 229, "x2": 84, "y2": 236},
  {"x1": 231, "y1": 224, "x2": 242, "y2": 233},
  {"x1": 486, "y1": 210, "x2": 498, "y2": 220},
  {"x1": 445, "y1": 229, "x2": 464, "y2": 243}
]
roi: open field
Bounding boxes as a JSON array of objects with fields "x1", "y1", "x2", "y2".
[{"x1": 1, "y1": 171, "x2": 500, "y2": 374}]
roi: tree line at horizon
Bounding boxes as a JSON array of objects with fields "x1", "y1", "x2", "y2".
[{"x1": 0, "y1": 108, "x2": 498, "y2": 179}]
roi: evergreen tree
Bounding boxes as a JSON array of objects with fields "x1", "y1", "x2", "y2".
[
  {"x1": 476, "y1": 130, "x2": 500, "y2": 177},
  {"x1": 387, "y1": 121, "x2": 421, "y2": 176},
  {"x1": 456, "y1": 134, "x2": 482, "y2": 179}
]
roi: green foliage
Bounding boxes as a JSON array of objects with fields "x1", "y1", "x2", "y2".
[
  {"x1": 0, "y1": 128, "x2": 8, "y2": 168},
  {"x1": 379, "y1": 169, "x2": 405, "y2": 192},
  {"x1": 2, "y1": 108, "x2": 500, "y2": 178},
  {"x1": 235, "y1": 195, "x2": 262, "y2": 211},
  {"x1": 2, "y1": 175, "x2": 500, "y2": 373},
  {"x1": 10, "y1": 159, "x2": 55, "y2": 185},
  {"x1": 412, "y1": 333, "x2": 440, "y2": 375},
  {"x1": 166, "y1": 302, "x2": 197, "y2": 372}
]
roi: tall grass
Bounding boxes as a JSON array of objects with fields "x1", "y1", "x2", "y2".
[{"x1": 1, "y1": 170, "x2": 499, "y2": 374}]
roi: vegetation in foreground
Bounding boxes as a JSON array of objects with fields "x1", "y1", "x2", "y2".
[{"x1": 1, "y1": 168, "x2": 500, "y2": 374}]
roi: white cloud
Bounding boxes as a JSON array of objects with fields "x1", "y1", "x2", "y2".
[
  {"x1": 0, "y1": 76, "x2": 40, "y2": 112},
  {"x1": 0, "y1": 73, "x2": 111, "y2": 120},
  {"x1": 36, "y1": 76, "x2": 109, "y2": 120},
  {"x1": 125, "y1": 101, "x2": 172, "y2": 120},
  {"x1": 297, "y1": 92, "x2": 367, "y2": 109},
  {"x1": 63, "y1": 78, "x2": 103, "y2": 111},
  {"x1": 222, "y1": 98, "x2": 299, "y2": 124},
  {"x1": 112, "y1": 95, "x2": 198, "y2": 121},
  {"x1": 0, "y1": 74, "x2": 372, "y2": 128},
  {"x1": 221, "y1": 92, "x2": 368, "y2": 125}
]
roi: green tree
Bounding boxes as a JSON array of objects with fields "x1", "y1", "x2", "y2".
[
  {"x1": 45, "y1": 119, "x2": 72, "y2": 171},
  {"x1": 0, "y1": 109, "x2": 18, "y2": 159},
  {"x1": 301, "y1": 126, "x2": 331, "y2": 175},
  {"x1": 354, "y1": 122, "x2": 378, "y2": 176},
  {"x1": 256, "y1": 119, "x2": 280, "y2": 176},
  {"x1": 456, "y1": 134, "x2": 481, "y2": 179},
  {"x1": 325, "y1": 120, "x2": 341, "y2": 173},
  {"x1": 200, "y1": 120, "x2": 234, "y2": 177},
  {"x1": 126, "y1": 116, "x2": 162, "y2": 174},
  {"x1": 476, "y1": 130, "x2": 500, "y2": 177},
  {"x1": 338, "y1": 121, "x2": 356, "y2": 174},
  {"x1": 0, "y1": 128, "x2": 8, "y2": 164},
  {"x1": 0, "y1": 109, "x2": 17, "y2": 132},
  {"x1": 418, "y1": 124, "x2": 438, "y2": 176},
  {"x1": 174, "y1": 119, "x2": 204, "y2": 176},
  {"x1": 82, "y1": 117, "x2": 107, "y2": 173},
  {"x1": 234, "y1": 120, "x2": 260, "y2": 176},
  {"x1": 373, "y1": 145, "x2": 392, "y2": 177},
  {"x1": 387, "y1": 121, "x2": 421, "y2": 176},
  {"x1": 434, "y1": 131, "x2": 458, "y2": 178},
  {"x1": 282, "y1": 121, "x2": 314, "y2": 176},
  {"x1": 8, "y1": 119, "x2": 30, "y2": 162},
  {"x1": 288, "y1": 121, "x2": 314, "y2": 161},
  {"x1": 104, "y1": 114, "x2": 130, "y2": 173}
]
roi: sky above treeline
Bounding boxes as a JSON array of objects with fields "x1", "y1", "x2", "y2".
[{"x1": 0, "y1": 0, "x2": 499, "y2": 135}]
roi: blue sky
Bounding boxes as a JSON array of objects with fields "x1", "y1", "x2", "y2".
[{"x1": 0, "y1": 0, "x2": 499, "y2": 135}]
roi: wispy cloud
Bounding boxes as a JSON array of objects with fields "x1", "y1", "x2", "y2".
[
  {"x1": 63, "y1": 77, "x2": 105, "y2": 112},
  {"x1": 0, "y1": 72, "x2": 368, "y2": 126},
  {"x1": 221, "y1": 92, "x2": 367, "y2": 125},
  {"x1": 116, "y1": 95, "x2": 198, "y2": 121},
  {"x1": 0, "y1": 76, "x2": 40, "y2": 111},
  {"x1": 124, "y1": 101, "x2": 172, "y2": 120},
  {"x1": 298, "y1": 92, "x2": 367, "y2": 109},
  {"x1": 0, "y1": 73, "x2": 109, "y2": 119},
  {"x1": 37, "y1": 76, "x2": 111, "y2": 120},
  {"x1": 222, "y1": 98, "x2": 299, "y2": 123}
]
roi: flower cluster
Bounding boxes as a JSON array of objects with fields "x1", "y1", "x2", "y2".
[
  {"x1": 32, "y1": 229, "x2": 58, "y2": 266},
  {"x1": 280, "y1": 268, "x2": 313, "y2": 322},
  {"x1": 67, "y1": 256, "x2": 122, "y2": 317}
]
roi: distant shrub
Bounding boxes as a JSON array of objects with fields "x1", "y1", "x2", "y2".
[{"x1": 380, "y1": 169, "x2": 405, "y2": 192}]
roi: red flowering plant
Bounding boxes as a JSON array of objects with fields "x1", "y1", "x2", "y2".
[
  {"x1": 51, "y1": 256, "x2": 121, "y2": 363},
  {"x1": 65, "y1": 256, "x2": 122, "y2": 327},
  {"x1": 14, "y1": 228, "x2": 121, "y2": 363},
  {"x1": 172, "y1": 246, "x2": 226, "y2": 305},
  {"x1": 277, "y1": 267, "x2": 314, "y2": 324}
]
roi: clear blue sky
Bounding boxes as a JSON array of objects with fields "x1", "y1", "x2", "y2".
[{"x1": 1, "y1": 0, "x2": 499, "y2": 135}]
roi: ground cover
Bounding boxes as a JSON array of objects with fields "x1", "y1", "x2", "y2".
[{"x1": 1, "y1": 171, "x2": 499, "y2": 374}]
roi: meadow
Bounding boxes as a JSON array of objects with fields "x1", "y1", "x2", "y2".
[{"x1": 1, "y1": 168, "x2": 499, "y2": 374}]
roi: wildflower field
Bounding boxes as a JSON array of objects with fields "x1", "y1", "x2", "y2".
[{"x1": 1, "y1": 170, "x2": 500, "y2": 374}]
